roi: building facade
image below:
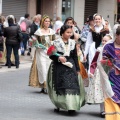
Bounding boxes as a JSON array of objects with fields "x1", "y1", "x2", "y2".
[{"x1": 0, "y1": 0, "x2": 119, "y2": 29}]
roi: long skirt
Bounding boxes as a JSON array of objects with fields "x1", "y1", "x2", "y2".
[
  {"x1": 87, "y1": 68, "x2": 104, "y2": 103},
  {"x1": 29, "y1": 49, "x2": 51, "y2": 88},
  {"x1": 47, "y1": 62, "x2": 86, "y2": 110},
  {"x1": 105, "y1": 98, "x2": 120, "y2": 120}
]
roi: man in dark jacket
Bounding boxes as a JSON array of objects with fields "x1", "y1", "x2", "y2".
[{"x1": 4, "y1": 17, "x2": 21, "y2": 68}]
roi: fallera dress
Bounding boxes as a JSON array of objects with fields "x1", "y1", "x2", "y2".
[
  {"x1": 47, "y1": 38, "x2": 85, "y2": 111},
  {"x1": 29, "y1": 28, "x2": 55, "y2": 88}
]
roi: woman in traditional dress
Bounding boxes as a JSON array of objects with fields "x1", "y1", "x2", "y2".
[
  {"x1": 98, "y1": 25, "x2": 120, "y2": 120},
  {"x1": 29, "y1": 15, "x2": 55, "y2": 94},
  {"x1": 47, "y1": 25, "x2": 85, "y2": 113},
  {"x1": 88, "y1": 34, "x2": 112, "y2": 117},
  {"x1": 64, "y1": 17, "x2": 80, "y2": 41},
  {"x1": 84, "y1": 14, "x2": 110, "y2": 117},
  {"x1": 84, "y1": 14, "x2": 110, "y2": 72}
]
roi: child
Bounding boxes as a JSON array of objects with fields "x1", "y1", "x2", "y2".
[{"x1": 87, "y1": 34, "x2": 112, "y2": 118}]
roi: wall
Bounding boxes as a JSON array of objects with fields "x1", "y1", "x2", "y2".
[
  {"x1": 0, "y1": 0, "x2": 2, "y2": 15},
  {"x1": 41, "y1": 0, "x2": 57, "y2": 20},
  {"x1": 56, "y1": 0, "x2": 62, "y2": 19},
  {"x1": 98, "y1": 0, "x2": 116, "y2": 27},
  {"x1": 74, "y1": 0, "x2": 85, "y2": 29},
  {"x1": 28, "y1": 0, "x2": 36, "y2": 19}
]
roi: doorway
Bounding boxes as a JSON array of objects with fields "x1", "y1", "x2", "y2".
[{"x1": 36, "y1": 0, "x2": 42, "y2": 14}]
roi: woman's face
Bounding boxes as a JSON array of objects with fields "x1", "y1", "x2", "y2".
[
  {"x1": 62, "y1": 28, "x2": 72, "y2": 40},
  {"x1": 35, "y1": 18, "x2": 39, "y2": 23},
  {"x1": 116, "y1": 34, "x2": 120, "y2": 45},
  {"x1": 94, "y1": 15, "x2": 102, "y2": 26},
  {"x1": 43, "y1": 18, "x2": 50, "y2": 28},
  {"x1": 105, "y1": 21, "x2": 109, "y2": 26},
  {"x1": 66, "y1": 20, "x2": 74, "y2": 26}
]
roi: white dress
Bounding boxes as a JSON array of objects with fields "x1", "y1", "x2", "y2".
[
  {"x1": 87, "y1": 47, "x2": 104, "y2": 103},
  {"x1": 84, "y1": 25, "x2": 104, "y2": 103},
  {"x1": 29, "y1": 28, "x2": 55, "y2": 87},
  {"x1": 35, "y1": 28, "x2": 55, "y2": 84}
]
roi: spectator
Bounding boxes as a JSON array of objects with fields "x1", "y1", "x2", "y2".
[
  {"x1": 4, "y1": 16, "x2": 21, "y2": 68},
  {"x1": 29, "y1": 15, "x2": 40, "y2": 57},
  {"x1": 53, "y1": 17, "x2": 63, "y2": 34},
  {"x1": 18, "y1": 17, "x2": 25, "y2": 25},
  {"x1": 80, "y1": 15, "x2": 94, "y2": 50},
  {"x1": 0, "y1": 16, "x2": 4, "y2": 68},
  {"x1": 20, "y1": 13, "x2": 32, "y2": 56}
]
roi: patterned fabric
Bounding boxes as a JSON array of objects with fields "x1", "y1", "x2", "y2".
[
  {"x1": 81, "y1": 24, "x2": 90, "y2": 39},
  {"x1": 102, "y1": 42, "x2": 120, "y2": 104},
  {"x1": 87, "y1": 46, "x2": 104, "y2": 103},
  {"x1": 87, "y1": 68, "x2": 104, "y2": 103},
  {"x1": 47, "y1": 64, "x2": 86, "y2": 110},
  {"x1": 53, "y1": 38, "x2": 75, "y2": 55},
  {"x1": 52, "y1": 58, "x2": 80, "y2": 95}
]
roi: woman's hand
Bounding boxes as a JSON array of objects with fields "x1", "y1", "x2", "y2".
[
  {"x1": 58, "y1": 56, "x2": 66, "y2": 63},
  {"x1": 89, "y1": 74, "x2": 93, "y2": 78}
]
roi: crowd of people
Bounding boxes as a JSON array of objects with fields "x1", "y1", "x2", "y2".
[{"x1": 0, "y1": 13, "x2": 120, "y2": 120}]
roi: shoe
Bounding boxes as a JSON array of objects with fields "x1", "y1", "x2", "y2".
[
  {"x1": 11, "y1": 63, "x2": 15, "y2": 66},
  {"x1": 87, "y1": 103, "x2": 92, "y2": 105},
  {"x1": 5, "y1": 63, "x2": 15, "y2": 66},
  {"x1": 40, "y1": 88, "x2": 44, "y2": 93},
  {"x1": 8, "y1": 66, "x2": 11, "y2": 68},
  {"x1": 68, "y1": 110, "x2": 76, "y2": 114},
  {"x1": 16, "y1": 65, "x2": 19, "y2": 69},
  {"x1": 100, "y1": 112, "x2": 105, "y2": 118},
  {"x1": 43, "y1": 88, "x2": 48, "y2": 94},
  {"x1": 21, "y1": 53, "x2": 25, "y2": 56},
  {"x1": 27, "y1": 52, "x2": 30, "y2": 56},
  {"x1": 54, "y1": 108, "x2": 60, "y2": 112}
]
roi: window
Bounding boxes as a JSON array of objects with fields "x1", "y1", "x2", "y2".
[{"x1": 62, "y1": 0, "x2": 74, "y2": 22}]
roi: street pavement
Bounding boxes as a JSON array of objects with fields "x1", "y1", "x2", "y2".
[{"x1": 0, "y1": 55, "x2": 104, "y2": 120}]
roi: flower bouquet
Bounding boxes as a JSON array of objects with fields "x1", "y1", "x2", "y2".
[
  {"x1": 100, "y1": 59, "x2": 113, "y2": 73},
  {"x1": 29, "y1": 36, "x2": 46, "y2": 50},
  {"x1": 100, "y1": 59, "x2": 113, "y2": 67},
  {"x1": 47, "y1": 45, "x2": 60, "y2": 56},
  {"x1": 47, "y1": 45, "x2": 73, "y2": 68}
]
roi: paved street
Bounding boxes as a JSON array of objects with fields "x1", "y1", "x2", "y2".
[{"x1": 0, "y1": 55, "x2": 104, "y2": 120}]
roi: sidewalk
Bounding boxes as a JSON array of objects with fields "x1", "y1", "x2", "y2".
[{"x1": 0, "y1": 55, "x2": 32, "y2": 73}]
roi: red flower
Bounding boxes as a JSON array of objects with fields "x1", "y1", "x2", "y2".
[
  {"x1": 47, "y1": 45, "x2": 56, "y2": 56},
  {"x1": 101, "y1": 59, "x2": 113, "y2": 67}
]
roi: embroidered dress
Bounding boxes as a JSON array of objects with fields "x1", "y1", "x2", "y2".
[
  {"x1": 84, "y1": 25, "x2": 109, "y2": 103},
  {"x1": 29, "y1": 28, "x2": 55, "y2": 88},
  {"x1": 98, "y1": 42, "x2": 120, "y2": 120},
  {"x1": 87, "y1": 46, "x2": 104, "y2": 103},
  {"x1": 47, "y1": 38, "x2": 85, "y2": 110}
]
